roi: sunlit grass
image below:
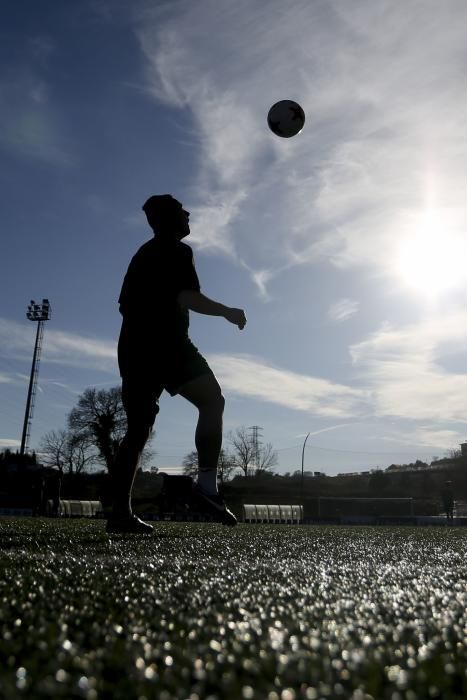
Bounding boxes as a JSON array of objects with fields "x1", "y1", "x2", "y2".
[{"x1": 1, "y1": 518, "x2": 467, "y2": 699}]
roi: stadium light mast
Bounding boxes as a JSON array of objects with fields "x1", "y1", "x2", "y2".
[{"x1": 20, "y1": 299, "x2": 52, "y2": 456}]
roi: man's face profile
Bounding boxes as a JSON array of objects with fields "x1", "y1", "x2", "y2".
[
  {"x1": 173, "y1": 206, "x2": 191, "y2": 240},
  {"x1": 144, "y1": 196, "x2": 190, "y2": 240}
]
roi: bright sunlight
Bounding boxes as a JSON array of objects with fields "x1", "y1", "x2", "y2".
[{"x1": 396, "y1": 208, "x2": 467, "y2": 297}]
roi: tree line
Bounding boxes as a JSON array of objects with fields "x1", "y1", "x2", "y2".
[{"x1": 36, "y1": 386, "x2": 278, "y2": 481}]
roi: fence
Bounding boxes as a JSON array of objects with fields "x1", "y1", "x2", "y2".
[{"x1": 311, "y1": 497, "x2": 414, "y2": 518}]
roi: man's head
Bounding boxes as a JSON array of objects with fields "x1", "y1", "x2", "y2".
[{"x1": 142, "y1": 194, "x2": 190, "y2": 240}]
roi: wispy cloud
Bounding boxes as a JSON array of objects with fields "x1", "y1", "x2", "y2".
[
  {"x1": 0, "y1": 318, "x2": 118, "y2": 374},
  {"x1": 350, "y1": 310, "x2": 467, "y2": 422},
  {"x1": 5, "y1": 308, "x2": 467, "y2": 429},
  {"x1": 0, "y1": 372, "x2": 15, "y2": 384},
  {"x1": 379, "y1": 426, "x2": 466, "y2": 453},
  {"x1": 209, "y1": 353, "x2": 368, "y2": 417},
  {"x1": 135, "y1": 0, "x2": 467, "y2": 297},
  {"x1": 298, "y1": 424, "x2": 357, "y2": 439},
  {"x1": 41, "y1": 380, "x2": 82, "y2": 396},
  {"x1": 247, "y1": 268, "x2": 275, "y2": 302},
  {"x1": 0, "y1": 318, "x2": 366, "y2": 416},
  {"x1": 328, "y1": 298, "x2": 359, "y2": 322}
]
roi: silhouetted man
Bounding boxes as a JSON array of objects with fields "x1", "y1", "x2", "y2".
[
  {"x1": 441, "y1": 480, "x2": 454, "y2": 521},
  {"x1": 106, "y1": 194, "x2": 246, "y2": 533}
]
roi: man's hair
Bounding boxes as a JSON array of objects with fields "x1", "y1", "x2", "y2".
[{"x1": 142, "y1": 194, "x2": 182, "y2": 218}]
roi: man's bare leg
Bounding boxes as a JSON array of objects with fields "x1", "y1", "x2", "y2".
[
  {"x1": 106, "y1": 422, "x2": 155, "y2": 533},
  {"x1": 178, "y1": 372, "x2": 225, "y2": 494},
  {"x1": 110, "y1": 425, "x2": 151, "y2": 517},
  {"x1": 178, "y1": 372, "x2": 236, "y2": 525}
]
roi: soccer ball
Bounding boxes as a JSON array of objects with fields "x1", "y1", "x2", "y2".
[{"x1": 267, "y1": 100, "x2": 305, "y2": 138}]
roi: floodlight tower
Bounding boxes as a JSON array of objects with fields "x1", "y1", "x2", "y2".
[{"x1": 20, "y1": 299, "x2": 52, "y2": 455}]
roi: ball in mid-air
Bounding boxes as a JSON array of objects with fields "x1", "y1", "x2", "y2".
[{"x1": 267, "y1": 100, "x2": 305, "y2": 138}]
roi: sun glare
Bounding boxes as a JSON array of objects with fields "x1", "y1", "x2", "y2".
[{"x1": 396, "y1": 209, "x2": 467, "y2": 297}]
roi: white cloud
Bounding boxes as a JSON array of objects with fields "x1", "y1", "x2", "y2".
[
  {"x1": 0, "y1": 318, "x2": 367, "y2": 416},
  {"x1": 350, "y1": 311, "x2": 467, "y2": 422},
  {"x1": 209, "y1": 353, "x2": 368, "y2": 417},
  {"x1": 189, "y1": 193, "x2": 245, "y2": 255},
  {"x1": 379, "y1": 426, "x2": 466, "y2": 452},
  {"x1": 135, "y1": 0, "x2": 467, "y2": 298},
  {"x1": 328, "y1": 298, "x2": 359, "y2": 322},
  {"x1": 5, "y1": 306, "x2": 467, "y2": 430},
  {"x1": 296, "y1": 424, "x2": 356, "y2": 440},
  {"x1": 0, "y1": 372, "x2": 14, "y2": 384},
  {"x1": 0, "y1": 318, "x2": 118, "y2": 374},
  {"x1": 248, "y1": 269, "x2": 275, "y2": 302}
]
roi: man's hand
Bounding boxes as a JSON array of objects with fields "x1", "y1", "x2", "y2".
[
  {"x1": 224, "y1": 307, "x2": 247, "y2": 330},
  {"x1": 178, "y1": 290, "x2": 247, "y2": 329}
]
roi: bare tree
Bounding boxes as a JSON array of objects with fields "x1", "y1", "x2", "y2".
[
  {"x1": 182, "y1": 447, "x2": 236, "y2": 484},
  {"x1": 39, "y1": 429, "x2": 68, "y2": 475},
  {"x1": 39, "y1": 428, "x2": 94, "y2": 475},
  {"x1": 228, "y1": 426, "x2": 256, "y2": 477},
  {"x1": 217, "y1": 448, "x2": 237, "y2": 484},
  {"x1": 228, "y1": 426, "x2": 278, "y2": 478},
  {"x1": 447, "y1": 448, "x2": 462, "y2": 460},
  {"x1": 182, "y1": 450, "x2": 198, "y2": 479},
  {"x1": 67, "y1": 386, "x2": 154, "y2": 472},
  {"x1": 255, "y1": 442, "x2": 278, "y2": 476}
]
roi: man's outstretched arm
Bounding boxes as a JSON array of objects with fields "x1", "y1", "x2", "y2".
[{"x1": 178, "y1": 289, "x2": 247, "y2": 330}]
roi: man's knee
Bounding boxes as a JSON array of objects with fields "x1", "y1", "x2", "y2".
[
  {"x1": 126, "y1": 419, "x2": 156, "y2": 448},
  {"x1": 178, "y1": 373, "x2": 225, "y2": 413}
]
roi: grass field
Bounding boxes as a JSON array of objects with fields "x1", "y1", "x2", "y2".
[{"x1": 0, "y1": 518, "x2": 466, "y2": 700}]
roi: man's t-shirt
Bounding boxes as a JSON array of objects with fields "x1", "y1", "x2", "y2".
[{"x1": 118, "y1": 235, "x2": 200, "y2": 351}]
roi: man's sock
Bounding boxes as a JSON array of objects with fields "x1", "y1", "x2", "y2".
[{"x1": 197, "y1": 468, "x2": 218, "y2": 496}]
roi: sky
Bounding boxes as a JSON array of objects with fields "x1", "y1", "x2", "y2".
[{"x1": 2, "y1": 0, "x2": 467, "y2": 475}]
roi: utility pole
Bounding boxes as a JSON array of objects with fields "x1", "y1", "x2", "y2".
[
  {"x1": 249, "y1": 425, "x2": 263, "y2": 474},
  {"x1": 20, "y1": 299, "x2": 52, "y2": 455}
]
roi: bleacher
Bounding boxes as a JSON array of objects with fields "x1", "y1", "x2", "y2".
[
  {"x1": 243, "y1": 504, "x2": 304, "y2": 524},
  {"x1": 57, "y1": 500, "x2": 103, "y2": 518}
]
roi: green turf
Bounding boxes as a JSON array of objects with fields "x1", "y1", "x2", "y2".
[{"x1": 0, "y1": 518, "x2": 466, "y2": 699}]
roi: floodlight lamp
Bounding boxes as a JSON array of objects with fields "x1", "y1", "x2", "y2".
[{"x1": 25, "y1": 298, "x2": 51, "y2": 322}]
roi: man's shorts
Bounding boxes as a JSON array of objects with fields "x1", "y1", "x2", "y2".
[{"x1": 118, "y1": 337, "x2": 213, "y2": 428}]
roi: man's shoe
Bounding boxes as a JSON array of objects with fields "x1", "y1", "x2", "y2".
[
  {"x1": 191, "y1": 484, "x2": 237, "y2": 526},
  {"x1": 106, "y1": 514, "x2": 154, "y2": 534}
]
